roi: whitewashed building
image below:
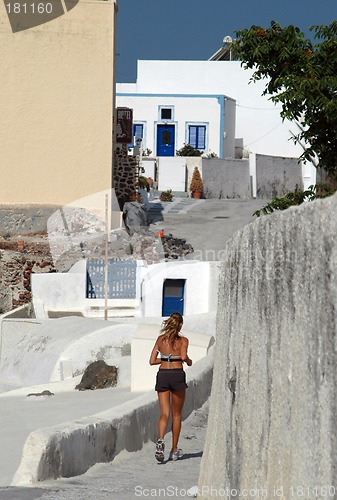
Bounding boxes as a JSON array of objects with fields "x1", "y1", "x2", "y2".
[
  {"x1": 116, "y1": 60, "x2": 316, "y2": 188},
  {"x1": 116, "y1": 92, "x2": 236, "y2": 160},
  {"x1": 31, "y1": 259, "x2": 220, "y2": 320}
]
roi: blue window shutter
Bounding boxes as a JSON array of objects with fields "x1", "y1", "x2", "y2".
[
  {"x1": 197, "y1": 126, "x2": 206, "y2": 149},
  {"x1": 188, "y1": 126, "x2": 197, "y2": 148},
  {"x1": 128, "y1": 123, "x2": 144, "y2": 148},
  {"x1": 133, "y1": 124, "x2": 143, "y2": 140},
  {"x1": 188, "y1": 125, "x2": 206, "y2": 150}
]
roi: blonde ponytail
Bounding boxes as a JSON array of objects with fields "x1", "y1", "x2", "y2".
[{"x1": 160, "y1": 312, "x2": 183, "y2": 347}]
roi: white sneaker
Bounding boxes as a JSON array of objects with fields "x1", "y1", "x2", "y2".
[
  {"x1": 168, "y1": 448, "x2": 184, "y2": 461},
  {"x1": 155, "y1": 439, "x2": 165, "y2": 462}
]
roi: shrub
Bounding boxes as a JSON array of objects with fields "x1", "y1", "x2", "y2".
[
  {"x1": 176, "y1": 144, "x2": 202, "y2": 157},
  {"x1": 189, "y1": 167, "x2": 204, "y2": 193},
  {"x1": 160, "y1": 189, "x2": 173, "y2": 202}
]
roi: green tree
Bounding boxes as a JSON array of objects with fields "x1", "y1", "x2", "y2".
[
  {"x1": 253, "y1": 183, "x2": 336, "y2": 217},
  {"x1": 234, "y1": 21, "x2": 337, "y2": 180}
]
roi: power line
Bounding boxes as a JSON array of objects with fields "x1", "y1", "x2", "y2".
[
  {"x1": 245, "y1": 123, "x2": 283, "y2": 147},
  {"x1": 236, "y1": 103, "x2": 282, "y2": 111}
]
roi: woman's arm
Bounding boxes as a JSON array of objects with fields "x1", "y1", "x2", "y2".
[
  {"x1": 180, "y1": 337, "x2": 192, "y2": 366},
  {"x1": 149, "y1": 339, "x2": 161, "y2": 366}
]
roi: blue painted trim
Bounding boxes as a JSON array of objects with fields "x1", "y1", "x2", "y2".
[
  {"x1": 217, "y1": 96, "x2": 225, "y2": 159},
  {"x1": 186, "y1": 123, "x2": 208, "y2": 150},
  {"x1": 117, "y1": 93, "x2": 226, "y2": 100},
  {"x1": 158, "y1": 104, "x2": 175, "y2": 121}
]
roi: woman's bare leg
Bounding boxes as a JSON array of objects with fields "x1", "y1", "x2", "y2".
[
  {"x1": 157, "y1": 391, "x2": 171, "y2": 438},
  {"x1": 171, "y1": 389, "x2": 185, "y2": 451}
]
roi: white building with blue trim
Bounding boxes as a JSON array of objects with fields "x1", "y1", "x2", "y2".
[
  {"x1": 116, "y1": 59, "x2": 316, "y2": 188},
  {"x1": 116, "y1": 92, "x2": 236, "y2": 159}
]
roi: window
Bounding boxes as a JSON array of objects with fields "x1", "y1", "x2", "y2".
[
  {"x1": 133, "y1": 123, "x2": 144, "y2": 143},
  {"x1": 161, "y1": 130, "x2": 172, "y2": 145},
  {"x1": 128, "y1": 123, "x2": 144, "y2": 148},
  {"x1": 159, "y1": 106, "x2": 174, "y2": 121},
  {"x1": 188, "y1": 125, "x2": 206, "y2": 150},
  {"x1": 161, "y1": 108, "x2": 172, "y2": 120}
]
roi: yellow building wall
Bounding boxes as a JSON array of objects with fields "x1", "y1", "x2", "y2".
[{"x1": 0, "y1": 0, "x2": 116, "y2": 209}]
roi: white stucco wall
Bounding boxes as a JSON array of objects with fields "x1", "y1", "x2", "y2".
[
  {"x1": 117, "y1": 60, "x2": 316, "y2": 186},
  {"x1": 139, "y1": 260, "x2": 219, "y2": 317},
  {"x1": 116, "y1": 93, "x2": 235, "y2": 158},
  {"x1": 157, "y1": 157, "x2": 187, "y2": 191},
  {"x1": 31, "y1": 259, "x2": 219, "y2": 319},
  {"x1": 32, "y1": 260, "x2": 87, "y2": 318},
  {"x1": 131, "y1": 323, "x2": 214, "y2": 391}
]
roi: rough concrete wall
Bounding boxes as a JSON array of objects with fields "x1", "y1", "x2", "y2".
[
  {"x1": 198, "y1": 193, "x2": 337, "y2": 498},
  {"x1": 256, "y1": 154, "x2": 303, "y2": 199},
  {"x1": 0, "y1": 205, "x2": 61, "y2": 236},
  {"x1": 201, "y1": 159, "x2": 250, "y2": 199}
]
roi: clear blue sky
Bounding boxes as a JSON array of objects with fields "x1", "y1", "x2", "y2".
[{"x1": 116, "y1": 0, "x2": 336, "y2": 83}]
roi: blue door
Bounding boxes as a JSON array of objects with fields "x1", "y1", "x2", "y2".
[
  {"x1": 162, "y1": 279, "x2": 185, "y2": 317},
  {"x1": 157, "y1": 124, "x2": 175, "y2": 156}
]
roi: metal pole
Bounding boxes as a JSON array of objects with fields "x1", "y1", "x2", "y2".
[{"x1": 104, "y1": 194, "x2": 109, "y2": 321}]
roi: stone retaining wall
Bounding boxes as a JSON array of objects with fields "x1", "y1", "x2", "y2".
[
  {"x1": 198, "y1": 193, "x2": 337, "y2": 498},
  {"x1": 0, "y1": 205, "x2": 60, "y2": 237}
]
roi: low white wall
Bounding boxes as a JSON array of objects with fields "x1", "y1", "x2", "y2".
[
  {"x1": 131, "y1": 323, "x2": 214, "y2": 391},
  {"x1": 32, "y1": 259, "x2": 219, "y2": 319},
  {"x1": 12, "y1": 352, "x2": 213, "y2": 486},
  {"x1": 0, "y1": 318, "x2": 43, "y2": 390},
  {"x1": 256, "y1": 153, "x2": 304, "y2": 199},
  {"x1": 201, "y1": 158, "x2": 250, "y2": 199},
  {"x1": 32, "y1": 260, "x2": 87, "y2": 319},
  {"x1": 139, "y1": 260, "x2": 218, "y2": 317},
  {"x1": 0, "y1": 317, "x2": 137, "y2": 388},
  {"x1": 157, "y1": 157, "x2": 187, "y2": 191}
]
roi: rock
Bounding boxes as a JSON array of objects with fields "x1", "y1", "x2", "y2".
[
  {"x1": 27, "y1": 390, "x2": 54, "y2": 397},
  {"x1": 75, "y1": 360, "x2": 118, "y2": 391},
  {"x1": 122, "y1": 201, "x2": 148, "y2": 235}
]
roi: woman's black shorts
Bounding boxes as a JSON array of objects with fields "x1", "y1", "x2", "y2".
[{"x1": 155, "y1": 368, "x2": 188, "y2": 392}]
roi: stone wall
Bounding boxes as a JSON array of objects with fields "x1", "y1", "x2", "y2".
[
  {"x1": 198, "y1": 193, "x2": 337, "y2": 498},
  {"x1": 114, "y1": 146, "x2": 139, "y2": 209},
  {"x1": 201, "y1": 158, "x2": 250, "y2": 199},
  {"x1": 256, "y1": 153, "x2": 303, "y2": 198},
  {"x1": 0, "y1": 240, "x2": 54, "y2": 312},
  {"x1": 0, "y1": 205, "x2": 61, "y2": 237}
]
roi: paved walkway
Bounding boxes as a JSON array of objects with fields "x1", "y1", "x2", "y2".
[
  {"x1": 0, "y1": 387, "x2": 145, "y2": 488},
  {"x1": 0, "y1": 198, "x2": 267, "y2": 498},
  {"x1": 0, "y1": 400, "x2": 208, "y2": 499},
  {"x1": 150, "y1": 197, "x2": 265, "y2": 261}
]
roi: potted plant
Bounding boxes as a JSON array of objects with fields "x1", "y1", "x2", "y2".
[{"x1": 189, "y1": 167, "x2": 203, "y2": 198}]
